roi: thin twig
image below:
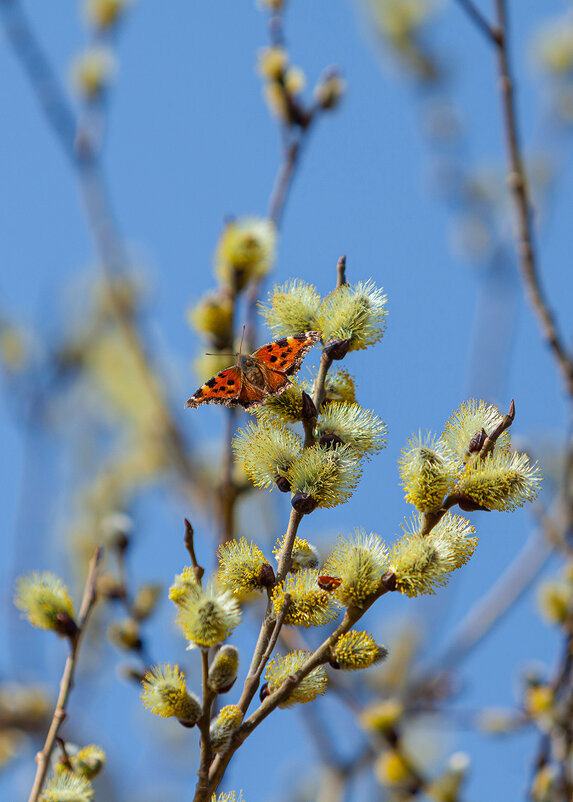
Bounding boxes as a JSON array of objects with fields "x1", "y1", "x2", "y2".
[
  {"x1": 454, "y1": 0, "x2": 498, "y2": 45},
  {"x1": 492, "y1": 0, "x2": 573, "y2": 398},
  {"x1": 27, "y1": 547, "x2": 102, "y2": 802},
  {"x1": 184, "y1": 518, "x2": 205, "y2": 585}
]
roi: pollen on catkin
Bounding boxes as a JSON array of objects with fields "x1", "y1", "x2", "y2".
[
  {"x1": 176, "y1": 585, "x2": 241, "y2": 649},
  {"x1": 287, "y1": 443, "x2": 362, "y2": 509},
  {"x1": 210, "y1": 705, "x2": 244, "y2": 753},
  {"x1": 390, "y1": 513, "x2": 477, "y2": 598},
  {"x1": 217, "y1": 538, "x2": 272, "y2": 599},
  {"x1": 399, "y1": 432, "x2": 457, "y2": 512},
  {"x1": 457, "y1": 450, "x2": 541, "y2": 512},
  {"x1": 331, "y1": 630, "x2": 388, "y2": 670},
  {"x1": 233, "y1": 422, "x2": 302, "y2": 490},
  {"x1": 259, "y1": 279, "x2": 322, "y2": 337},
  {"x1": 265, "y1": 651, "x2": 327, "y2": 707},
  {"x1": 141, "y1": 664, "x2": 202, "y2": 725},
  {"x1": 317, "y1": 279, "x2": 387, "y2": 351},
  {"x1": 169, "y1": 567, "x2": 202, "y2": 608},
  {"x1": 212, "y1": 792, "x2": 246, "y2": 802},
  {"x1": 271, "y1": 570, "x2": 339, "y2": 627},
  {"x1": 322, "y1": 530, "x2": 389, "y2": 607},
  {"x1": 441, "y1": 399, "x2": 512, "y2": 463},
  {"x1": 14, "y1": 572, "x2": 76, "y2": 634},
  {"x1": 254, "y1": 383, "x2": 308, "y2": 424},
  {"x1": 215, "y1": 217, "x2": 276, "y2": 292},
  {"x1": 273, "y1": 535, "x2": 320, "y2": 571},
  {"x1": 314, "y1": 402, "x2": 387, "y2": 456},
  {"x1": 39, "y1": 772, "x2": 94, "y2": 802},
  {"x1": 321, "y1": 369, "x2": 357, "y2": 405},
  {"x1": 208, "y1": 645, "x2": 240, "y2": 693}
]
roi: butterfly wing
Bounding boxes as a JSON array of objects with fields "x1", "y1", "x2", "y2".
[
  {"x1": 236, "y1": 379, "x2": 269, "y2": 409},
  {"x1": 185, "y1": 366, "x2": 242, "y2": 408},
  {"x1": 252, "y1": 331, "x2": 322, "y2": 377}
]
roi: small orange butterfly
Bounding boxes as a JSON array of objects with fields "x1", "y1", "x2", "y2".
[{"x1": 185, "y1": 330, "x2": 322, "y2": 410}]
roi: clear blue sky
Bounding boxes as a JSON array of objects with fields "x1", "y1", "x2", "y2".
[{"x1": 1, "y1": 1, "x2": 571, "y2": 800}]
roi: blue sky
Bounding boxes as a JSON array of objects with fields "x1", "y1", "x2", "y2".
[{"x1": 1, "y1": 1, "x2": 572, "y2": 800}]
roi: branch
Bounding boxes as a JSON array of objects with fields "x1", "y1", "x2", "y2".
[
  {"x1": 27, "y1": 546, "x2": 102, "y2": 802},
  {"x1": 454, "y1": 0, "x2": 498, "y2": 45},
  {"x1": 492, "y1": 0, "x2": 573, "y2": 398}
]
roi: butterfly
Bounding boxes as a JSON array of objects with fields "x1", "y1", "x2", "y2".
[{"x1": 185, "y1": 330, "x2": 322, "y2": 410}]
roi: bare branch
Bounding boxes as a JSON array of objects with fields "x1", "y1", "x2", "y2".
[{"x1": 27, "y1": 547, "x2": 102, "y2": 802}]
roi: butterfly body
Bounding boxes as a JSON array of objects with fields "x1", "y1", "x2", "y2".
[{"x1": 185, "y1": 330, "x2": 322, "y2": 410}]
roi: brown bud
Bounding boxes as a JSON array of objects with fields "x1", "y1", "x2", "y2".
[
  {"x1": 301, "y1": 391, "x2": 317, "y2": 421},
  {"x1": 55, "y1": 612, "x2": 79, "y2": 640},
  {"x1": 259, "y1": 682, "x2": 270, "y2": 702},
  {"x1": 177, "y1": 717, "x2": 197, "y2": 729},
  {"x1": 328, "y1": 657, "x2": 341, "y2": 670},
  {"x1": 258, "y1": 563, "x2": 276, "y2": 588},
  {"x1": 291, "y1": 492, "x2": 319, "y2": 515},
  {"x1": 457, "y1": 493, "x2": 490, "y2": 512},
  {"x1": 468, "y1": 428, "x2": 487, "y2": 454},
  {"x1": 379, "y1": 571, "x2": 397, "y2": 592},
  {"x1": 324, "y1": 338, "x2": 351, "y2": 361},
  {"x1": 275, "y1": 475, "x2": 292, "y2": 493}
]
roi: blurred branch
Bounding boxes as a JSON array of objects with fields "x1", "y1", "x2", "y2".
[
  {"x1": 432, "y1": 527, "x2": 551, "y2": 670},
  {"x1": 27, "y1": 547, "x2": 101, "y2": 802},
  {"x1": 0, "y1": 0, "x2": 209, "y2": 504},
  {"x1": 492, "y1": 0, "x2": 573, "y2": 399},
  {"x1": 0, "y1": 0, "x2": 76, "y2": 154},
  {"x1": 454, "y1": 0, "x2": 497, "y2": 45}
]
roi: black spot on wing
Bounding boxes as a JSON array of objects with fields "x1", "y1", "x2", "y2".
[
  {"x1": 206, "y1": 378, "x2": 217, "y2": 388},
  {"x1": 270, "y1": 355, "x2": 278, "y2": 363},
  {"x1": 226, "y1": 379, "x2": 235, "y2": 386},
  {"x1": 195, "y1": 388, "x2": 204, "y2": 397},
  {"x1": 275, "y1": 337, "x2": 289, "y2": 348}
]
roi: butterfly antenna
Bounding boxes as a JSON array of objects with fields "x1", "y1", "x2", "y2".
[{"x1": 239, "y1": 324, "x2": 246, "y2": 354}]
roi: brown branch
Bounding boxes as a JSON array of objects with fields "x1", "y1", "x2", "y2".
[
  {"x1": 454, "y1": 0, "x2": 498, "y2": 45},
  {"x1": 193, "y1": 649, "x2": 217, "y2": 802},
  {"x1": 492, "y1": 0, "x2": 573, "y2": 398},
  {"x1": 27, "y1": 546, "x2": 102, "y2": 802},
  {"x1": 208, "y1": 584, "x2": 393, "y2": 792}
]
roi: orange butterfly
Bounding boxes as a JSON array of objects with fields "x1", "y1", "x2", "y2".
[{"x1": 185, "y1": 330, "x2": 322, "y2": 410}]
